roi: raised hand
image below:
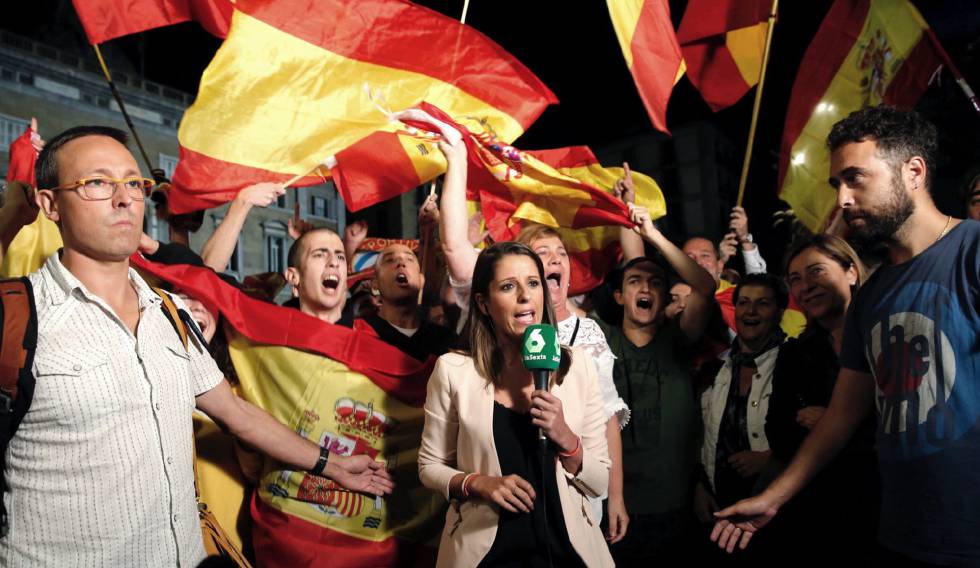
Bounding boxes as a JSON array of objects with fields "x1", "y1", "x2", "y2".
[
  {"x1": 236, "y1": 182, "x2": 286, "y2": 208},
  {"x1": 729, "y1": 206, "x2": 750, "y2": 242},
  {"x1": 469, "y1": 473, "x2": 536, "y2": 513},
  {"x1": 288, "y1": 201, "x2": 316, "y2": 239},
  {"x1": 29, "y1": 117, "x2": 44, "y2": 153},
  {"x1": 612, "y1": 162, "x2": 636, "y2": 204},
  {"x1": 419, "y1": 192, "x2": 440, "y2": 228},
  {"x1": 329, "y1": 454, "x2": 394, "y2": 497},
  {"x1": 138, "y1": 232, "x2": 160, "y2": 255},
  {"x1": 628, "y1": 203, "x2": 658, "y2": 241},
  {"x1": 719, "y1": 232, "x2": 739, "y2": 265}
]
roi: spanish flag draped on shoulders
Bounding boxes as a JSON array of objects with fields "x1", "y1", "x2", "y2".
[{"x1": 131, "y1": 256, "x2": 446, "y2": 567}]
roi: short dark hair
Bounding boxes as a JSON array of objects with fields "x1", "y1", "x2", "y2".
[
  {"x1": 287, "y1": 227, "x2": 341, "y2": 268},
  {"x1": 733, "y1": 273, "x2": 789, "y2": 311},
  {"x1": 827, "y1": 106, "x2": 938, "y2": 191},
  {"x1": 35, "y1": 126, "x2": 129, "y2": 190},
  {"x1": 613, "y1": 256, "x2": 668, "y2": 291}
]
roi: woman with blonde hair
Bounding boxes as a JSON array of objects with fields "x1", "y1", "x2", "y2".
[
  {"x1": 763, "y1": 234, "x2": 879, "y2": 561},
  {"x1": 418, "y1": 241, "x2": 613, "y2": 567}
]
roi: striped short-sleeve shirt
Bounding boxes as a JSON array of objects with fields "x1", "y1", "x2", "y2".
[{"x1": 1, "y1": 253, "x2": 224, "y2": 567}]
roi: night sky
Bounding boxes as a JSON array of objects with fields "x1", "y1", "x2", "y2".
[{"x1": 5, "y1": 0, "x2": 980, "y2": 236}]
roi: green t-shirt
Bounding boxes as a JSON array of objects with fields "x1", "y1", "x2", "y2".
[{"x1": 602, "y1": 321, "x2": 700, "y2": 515}]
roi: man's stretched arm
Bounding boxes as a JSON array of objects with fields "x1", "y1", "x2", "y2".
[
  {"x1": 196, "y1": 379, "x2": 394, "y2": 495},
  {"x1": 711, "y1": 367, "x2": 876, "y2": 552}
]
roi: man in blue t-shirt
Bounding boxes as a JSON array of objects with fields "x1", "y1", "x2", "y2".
[{"x1": 711, "y1": 106, "x2": 980, "y2": 565}]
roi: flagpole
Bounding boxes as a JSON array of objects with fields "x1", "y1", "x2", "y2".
[
  {"x1": 92, "y1": 45, "x2": 156, "y2": 175},
  {"x1": 735, "y1": 0, "x2": 779, "y2": 207}
]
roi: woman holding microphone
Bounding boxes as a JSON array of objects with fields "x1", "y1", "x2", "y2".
[{"x1": 419, "y1": 242, "x2": 613, "y2": 567}]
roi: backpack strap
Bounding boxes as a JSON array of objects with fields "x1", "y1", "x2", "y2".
[
  {"x1": 0, "y1": 277, "x2": 38, "y2": 537},
  {"x1": 153, "y1": 287, "x2": 188, "y2": 351}
]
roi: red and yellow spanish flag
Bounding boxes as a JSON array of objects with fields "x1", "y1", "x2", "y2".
[
  {"x1": 131, "y1": 255, "x2": 446, "y2": 567},
  {"x1": 170, "y1": 0, "x2": 556, "y2": 214},
  {"x1": 0, "y1": 125, "x2": 62, "y2": 278},
  {"x1": 527, "y1": 146, "x2": 667, "y2": 295},
  {"x1": 677, "y1": 0, "x2": 770, "y2": 112},
  {"x1": 778, "y1": 0, "x2": 950, "y2": 231},
  {"x1": 71, "y1": 0, "x2": 231, "y2": 44},
  {"x1": 606, "y1": 0, "x2": 686, "y2": 133}
]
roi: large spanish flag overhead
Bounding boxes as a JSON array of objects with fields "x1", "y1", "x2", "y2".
[
  {"x1": 334, "y1": 103, "x2": 639, "y2": 293},
  {"x1": 607, "y1": 0, "x2": 686, "y2": 133},
  {"x1": 528, "y1": 146, "x2": 667, "y2": 294},
  {"x1": 130, "y1": 255, "x2": 445, "y2": 567},
  {"x1": 170, "y1": 0, "x2": 556, "y2": 214},
  {"x1": 71, "y1": 0, "x2": 231, "y2": 44},
  {"x1": 677, "y1": 0, "x2": 771, "y2": 112},
  {"x1": 778, "y1": 0, "x2": 949, "y2": 231}
]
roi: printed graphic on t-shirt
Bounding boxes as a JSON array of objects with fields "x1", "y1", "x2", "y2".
[{"x1": 866, "y1": 283, "x2": 977, "y2": 458}]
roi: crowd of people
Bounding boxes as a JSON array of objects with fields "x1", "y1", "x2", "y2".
[{"x1": 0, "y1": 104, "x2": 978, "y2": 567}]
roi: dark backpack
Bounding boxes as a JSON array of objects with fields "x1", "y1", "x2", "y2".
[{"x1": 0, "y1": 277, "x2": 197, "y2": 537}]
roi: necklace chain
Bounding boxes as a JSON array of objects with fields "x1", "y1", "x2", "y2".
[{"x1": 936, "y1": 215, "x2": 952, "y2": 243}]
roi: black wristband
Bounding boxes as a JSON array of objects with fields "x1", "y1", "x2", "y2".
[{"x1": 310, "y1": 446, "x2": 330, "y2": 476}]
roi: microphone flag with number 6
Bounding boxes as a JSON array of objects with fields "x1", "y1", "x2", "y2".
[{"x1": 521, "y1": 324, "x2": 561, "y2": 373}]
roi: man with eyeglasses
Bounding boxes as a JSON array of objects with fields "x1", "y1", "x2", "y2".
[{"x1": 0, "y1": 126, "x2": 393, "y2": 567}]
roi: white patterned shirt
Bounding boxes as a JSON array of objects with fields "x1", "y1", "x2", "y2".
[{"x1": 1, "y1": 253, "x2": 223, "y2": 567}]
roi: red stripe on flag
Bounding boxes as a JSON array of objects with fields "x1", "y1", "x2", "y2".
[
  {"x1": 331, "y1": 131, "x2": 424, "y2": 212},
  {"x1": 72, "y1": 0, "x2": 230, "y2": 44},
  {"x1": 777, "y1": 0, "x2": 870, "y2": 189},
  {"x1": 251, "y1": 494, "x2": 436, "y2": 568},
  {"x1": 569, "y1": 243, "x2": 621, "y2": 296},
  {"x1": 236, "y1": 0, "x2": 557, "y2": 131},
  {"x1": 169, "y1": 146, "x2": 323, "y2": 214},
  {"x1": 677, "y1": 0, "x2": 770, "y2": 42},
  {"x1": 525, "y1": 146, "x2": 598, "y2": 170},
  {"x1": 627, "y1": 0, "x2": 684, "y2": 133},
  {"x1": 681, "y1": 42, "x2": 752, "y2": 112},
  {"x1": 7, "y1": 126, "x2": 37, "y2": 186},
  {"x1": 130, "y1": 255, "x2": 434, "y2": 405},
  {"x1": 883, "y1": 31, "x2": 944, "y2": 108}
]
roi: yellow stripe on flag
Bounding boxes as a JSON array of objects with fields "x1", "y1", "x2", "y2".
[
  {"x1": 180, "y1": 10, "x2": 527, "y2": 177},
  {"x1": 551, "y1": 164, "x2": 666, "y2": 253},
  {"x1": 727, "y1": 22, "x2": 768, "y2": 87},
  {"x1": 608, "y1": 0, "x2": 642, "y2": 69},
  {"x1": 781, "y1": 0, "x2": 929, "y2": 231},
  {"x1": 0, "y1": 214, "x2": 61, "y2": 278}
]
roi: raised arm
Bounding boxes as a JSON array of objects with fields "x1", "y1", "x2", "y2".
[
  {"x1": 614, "y1": 162, "x2": 645, "y2": 262},
  {"x1": 418, "y1": 192, "x2": 443, "y2": 302},
  {"x1": 437, "y1": 138, "x2": 479, "y2": 285},
  {"x1": 201, "y1": 182, "x2": 285, "y2": 272},
  {"x1": 711, "y1": 367, "x2": 876, "y2": 552},
  {"x1": 629, "y1": 203, "x2": 716, "y2": 343}
]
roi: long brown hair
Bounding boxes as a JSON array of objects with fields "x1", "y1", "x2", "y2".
[{"x1": 462, "y1": 241, "x2": 571, "y2": 386}]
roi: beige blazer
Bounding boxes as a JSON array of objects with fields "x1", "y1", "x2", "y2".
[{"x1": 418, "y1": 347, "x2": 614, "y2": 568}]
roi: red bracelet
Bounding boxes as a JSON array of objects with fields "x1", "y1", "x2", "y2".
[{"x1": 558, "y1": 436, "x2": 581, "y2": 458}]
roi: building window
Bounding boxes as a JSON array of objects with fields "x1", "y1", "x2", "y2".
[
  {"x1": 0, "y1": 113, "x2": 29, "y2": 150},
  {"x1": 308, "y1": 184, "x2": 340, "y2": 221},
  {"x1": 275, "y1": 192, "x2": 289, "y2": 210},
  {"x1": 158, "y1": 153, "x2": 178, "y2": 180},
  {"x1": 263, "y1": 221, "x2": 288, "y2": 274},
  {"x1": 311, "y1": 195, "x2": 328, "y2": 218}
]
